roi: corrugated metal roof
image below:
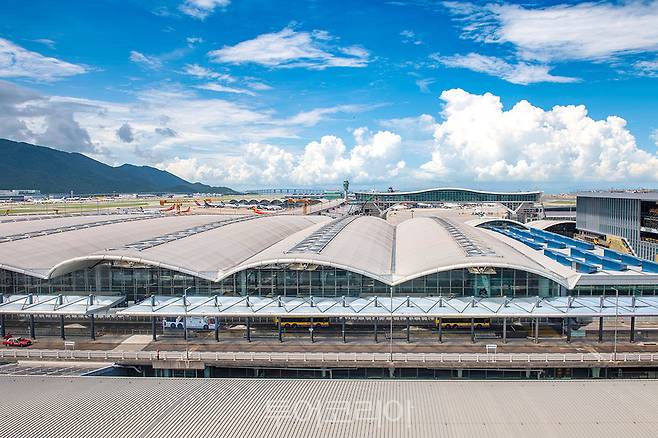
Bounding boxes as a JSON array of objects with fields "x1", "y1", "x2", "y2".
[
  {"x1": 1, "y1": 213, "x2": 657, "y2": 289},
  {"x1": 577, "y1": 191, "x2": 658, "y2": 201},
  {"x1": 0, "y1": 376, "x2": 656, "y2": 438}
]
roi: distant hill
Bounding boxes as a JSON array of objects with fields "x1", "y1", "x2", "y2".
[{"x1": 0, "y1": 139, "x2": 239, "y2": 195}]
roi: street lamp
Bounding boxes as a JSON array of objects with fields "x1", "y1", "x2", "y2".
[
  {"x1": 389, "y1": 285, "x2": 394, "y2": 364},
  {"x1": 183, "y1": 286, "x2": 193, "y2": 361},
  {"x1": 611, "y1": 287, "x2": 619, "y2": 363}
]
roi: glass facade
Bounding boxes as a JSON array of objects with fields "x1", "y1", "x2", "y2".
[
  {"x1": 573, "y1": 284, "x2": 658, "y2": 296},
  {"x1": 354, "y1": 189, "x2": 540, "y2": 204},
  {"x1": 0, "y1": 263, "x2": 568, "y2": 301},
  {"x1": 395, "y1": 268, "x2": 560, "y2": 298}
]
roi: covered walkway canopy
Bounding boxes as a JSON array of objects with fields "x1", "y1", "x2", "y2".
[
  {"x1": 118, "y1": 294, "x2": 658, "y2": 319},
  {"x1": 0, "y1": 294, "x2": 123, "y2": 315},
  {"x1": 0, "y1": 293, "x2": 125, "y2": 340}
]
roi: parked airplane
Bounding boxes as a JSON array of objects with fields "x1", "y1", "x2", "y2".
[
  {"x1": 258, "y1": 204, "x2": 283, "y2": 211},
  {"x1": 389, "y1": 203, "x2": 410, "y2": 210},
  {"x1": 202, "y1": 199, "x2": 225, "y2": 208}
]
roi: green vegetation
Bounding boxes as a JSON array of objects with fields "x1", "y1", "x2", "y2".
[
  {"x1": 0, "y1": 139, "x2": 238, "y2": 195},
  {"x1": 1, "y1": 199, "x2": 156, "y2": 215}
]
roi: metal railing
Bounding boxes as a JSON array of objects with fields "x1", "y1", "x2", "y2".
[{"x1": 1, "y1": 349, "x2": 657, "y2": 365}]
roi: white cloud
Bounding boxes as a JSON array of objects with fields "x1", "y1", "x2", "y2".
[
  {"x1": 129, "y1": 51, "x2": 162, "y2": 69},
  {"x1": 418, "y1": 88, "x2": 658, "y2": 182},
  {"x1": 380, "y1": 114, "x2": 436, "y2": 136},
  {"x1": 0, "y1": 38, "x2": 87, "y2": 81},
  {"x1": 32, "y1": 39, "x2": 56, "y2": 49},
  {"x1": 179, "y1": 0, "x2": 230, "y2": 19},
  {"x1": 160, "y1": 143, "x2": 295, "y2": 184},
  {"x1": 245, "y1": 81, "x2": 272, "y2": 91},
  {"x1": 444, "y1": 1, "x2": 658, "y2": 63},
  {"x1": 400, "y1": 30, "x2": 422, "y2": 45},
  {"x1": 186, "y1": 37, "x2": 204, "y2": 46},
  {"x1": 0, "y1": 80, "x2": 95, "y2": 152},
  {"x1": 182, "y1": 64, "x2": 235, "y2": 82},
  {"x1": 634, "y1": 58, "x2": 658, "y2": 77},
  {"x1": 415, "y1": 78, "x2": 435, "y2": 93},
  {"x1": 209, "y1": 28, "x2": 370, "y2": 69},
  {"x1": 284, "y1": 104, "x2": 379, "y2": 127},
  {"x1": 433, "y1": 52, "x2": 579, "y2": 84},
  {"x1": 195, "y1": 82, "x2": 256, "y2": 96},
  {"x1": 290, "y1": 129, "x2": 404, "y2": 184},
  {"x1": 158, "y1": 129, "x2": 405, "y2": 186}
]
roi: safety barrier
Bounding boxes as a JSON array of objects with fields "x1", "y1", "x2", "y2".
[{"x1": 1, "y1": 349, "x2": 657, "y2": 365}]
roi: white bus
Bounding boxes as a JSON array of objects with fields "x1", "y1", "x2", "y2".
[{"x1": 162, "y1": 316, "x2": 216, "y2": 330}]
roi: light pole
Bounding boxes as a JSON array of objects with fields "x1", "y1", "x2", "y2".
[
  {"x1": 612, "y1": 287, "x2": 619, "y2": 363},
  {"x1": 183, "y1": 286, "x2": 193, "y2": 361},
  {"x1": 389, "y1": 285, "x2": 394, "y2": 364}
]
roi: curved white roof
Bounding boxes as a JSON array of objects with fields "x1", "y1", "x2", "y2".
[
  {"x1": 229, "y1": 216, "x2": 395, "y2": 283},
  {"x1": 527, "y1": 219, "x2": 576, "y2": 230},
  {"x1": 355, "y1": 187, "x2": 541, "y2": 196},
  {"x1": 394, "y1": 217, "x2": 566, "y2": 286},
  {"x1": 1, "y1": 212, "x2": 657, "y2": 289},
  {"x1": 465, "y1": 218, "x2": 528, "y2": 229}
]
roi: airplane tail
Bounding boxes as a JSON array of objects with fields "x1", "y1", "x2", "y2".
[
  {"x1": 195, "y1": 200, "x2": 202, "y2": 206},
  {"x1": 161, "y1": 204, "x2": 176, "y2": 212},
  {"x1": 204, "y1": 200, "x2": 212, "y2": 208}
]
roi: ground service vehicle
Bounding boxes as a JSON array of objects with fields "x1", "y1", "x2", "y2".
[
  {"x1": 274, "y1": 317, "x2": 330, "y2": 328},
  {"x1": 435, "y1": 318, "x2": 491, "y2": 329},
  {"x1": 163, "y1": 316, "x2": 216, "y2": 330}
]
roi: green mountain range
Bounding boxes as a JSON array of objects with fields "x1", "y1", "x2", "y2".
[{"x1": 0, "y1": 139, "x2": 238, "y2": 195}]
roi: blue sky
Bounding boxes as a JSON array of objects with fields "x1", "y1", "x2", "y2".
[{"x1": 1, "y1": 0, "x2": 658, "y2": 192}]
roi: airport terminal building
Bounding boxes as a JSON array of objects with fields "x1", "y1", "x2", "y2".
[
  {"x1": 577, "y1": 191, "x2": 658, "y2": 262},
  {"x1": 1, "y1": 212, "x2": 658, "y2": 330},
  {"x1": 354, "y1": 188, "x2": 543, "y2": 222}
]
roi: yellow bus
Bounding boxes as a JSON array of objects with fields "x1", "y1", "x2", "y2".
[
  {"x1": 435, "y1": 318, "x2": 491, "y2": 329},
  {"x1": 274, "y1": 317, "x2": 330, "y2": 328}
]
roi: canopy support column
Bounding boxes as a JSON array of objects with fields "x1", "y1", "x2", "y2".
[
  {"x1": 60, "y1": 315, "x2": 65, "y2": 340},
  {"x1": 150, "y1": 295, "x2": 157, "y2": 342},
  {"x1": 246, "y1": 317, "x2": 251, "y2": 342},
  {"x1": 215, "y1": 317, "x2": 220, "y2": 342},
  {"x1": 630, "y1": 317, "x2": 636, "y2": 343},
  {"x1": 438, "y1": 318, "x2": 443, "y2": 343},
  {"x1": 89, "y1": 295, "x2": 96, "y2": 341},
  {"x1": 374, "y1": 318, "x2": 378, "y2": 343},
  {"x1": 566, "y1": 317, "x2": 572, "y2": 343},
  {"x1": 183, "y1": 316, "x2": 188, "y2": 341},
  {"x1": 341, "y1": 317, "x2": 346, "y2": 343},
  {"x1": 29, "y1": 315, "x2": 35, "y2": 339},
  {"x1": 90, "y1": 314, "x2": 95, "y2": 341},
  {"x1": 277, "y1": 319, "x2": 282, "y2": 343},
  {"x1": 310, "y1": 317, "x2": 315, "y2": 343},
  {"x1": 598, "y1": 317, "x2": 604, "y2": 343},
  {"x1": 406, "y1": 318, "x2": 410, "y2": 343},
  {"x1": 502, "y1": 318, "x2": 507, "y2": 344},
  {"x1": 0, "y1": 295, "x2": 5, "y2": 338},
  {"x1": 470, "y1": 318, "x2": 475, "y2": 344},
  {"x1": 28, "y1": 294, "x2": 35, "y2": 339},
  {"x1": 534, "y1": 318, "x2": 539, "y2": 344}
]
